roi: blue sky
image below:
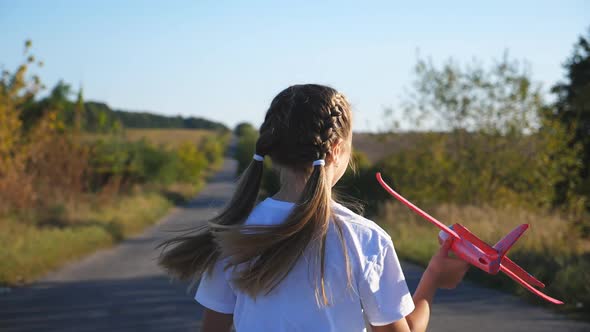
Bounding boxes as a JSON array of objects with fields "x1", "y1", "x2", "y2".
[{"x1": 1, "y1": 0, "x2": 588, "y2": 131}]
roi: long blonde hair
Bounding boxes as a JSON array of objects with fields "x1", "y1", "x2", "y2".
[{"x1": 157, "y1": 84, "x2": 353, "y2": 305}]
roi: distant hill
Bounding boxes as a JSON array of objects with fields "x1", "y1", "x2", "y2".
[{"x1": 84, "y1": 101, "x2": 228, "y2": 131}]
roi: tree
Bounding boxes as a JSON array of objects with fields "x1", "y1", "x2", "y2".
[
  {"x1": 74, "y1": 86, "x2": 85, "y2": 132},
  {"x1": 550, "y1": 29, "x2": 590, "y2": 211},
  {"x1": 0, "y1": 40, "x2": 42, "y2": 172},
  {"x1": 234, "y1": 122, "x2": 257, "y2": 137},
  {"x1": 404, "y1": 52, "x2": 541, "y2": 134},
  {"x1": 392, "y1": 52, "x2": 576, "y2": 208}
]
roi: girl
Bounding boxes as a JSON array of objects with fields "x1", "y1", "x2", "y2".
[{"x1": 158, "y1": 84, "x2": 469, "y2": 332}]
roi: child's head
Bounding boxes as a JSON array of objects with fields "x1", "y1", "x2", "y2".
[
  {"x1": 158, "y1": 84, "x2": 354, "y2": 306},
  {"x1": 257, "y1": 84, "x2": 353, "y2": 187}
]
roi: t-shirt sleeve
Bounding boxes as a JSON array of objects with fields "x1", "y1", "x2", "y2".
[
  {"x1": 194, "y1": 259, "x2": 236, "y2": 314},
  {"x1": 359, "y1": 240, "x2": 415, "y2": 326}
]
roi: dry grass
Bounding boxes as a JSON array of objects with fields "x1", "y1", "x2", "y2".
[
  {"x1": 82, "y1": 128, "x2": 215, "y2": 149},
  {"x1": 0, "y1": 183, "x2": 201, "y2": 286},
  {"x1": 1, "y1": 127, "x2": 226, "y2": 286},
  {"x1": 376, "y1": 202, "x2": 590, "y2": 316},
  {"x1": 124, "y1": 129, "x2": 213, "y2": 148}
]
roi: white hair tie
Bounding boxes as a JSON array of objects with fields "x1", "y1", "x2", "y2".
[
  {"x1": 253, "y1": 154, "x2": 265, "y2": 161},
  {"x1": 312, "y1": 159, "x2": 325, "y2": 166}
]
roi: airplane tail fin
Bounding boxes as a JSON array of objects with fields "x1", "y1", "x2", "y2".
[{"x1": 494, "y1": 224, "x2": 529, "y2": 257}]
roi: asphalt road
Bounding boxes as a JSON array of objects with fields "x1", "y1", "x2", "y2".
[{"x1": 1, "y1": 158, "x2": 588, "y2": 332}]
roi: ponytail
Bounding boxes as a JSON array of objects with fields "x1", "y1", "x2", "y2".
[
  {"x1": 156, "y1": 156, "x2": 264, "y2": 282},
  {"x1": 211, "y1": 159, "x2": 350, "y2": 306}
]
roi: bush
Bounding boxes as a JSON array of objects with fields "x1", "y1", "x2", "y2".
[
  {"x1": 88, "y1": 138, "x2": 211, "y2": 189},
  {"x1": 376, "y1": 201, "x2": 589, "y2": 315},
  {"x1": 199, "y1": 134, "x2": 227, "y2": 167},
  {"x1": 235, "y1": 128, "x2": 258, "y2": 174},
  {"x1": 234, "y1": 122, "x2": 257, "y2": 137},
  {"x1": 176, "y1": 141, "x2": 208, "y2": 184},
  {"x1": 334, "y1": 150, "x2": 377, "y2": 213},
  {"x1": 368, "y1": 131, "x2": 576, "y2": 210}
]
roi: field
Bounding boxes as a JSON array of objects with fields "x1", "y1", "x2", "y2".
[
  {"x1": 83, "y1": 128, "x2": 215, "y2": 148},
  {"x1": 125, "y1": 128, "x2": 213, "y2": 147}
]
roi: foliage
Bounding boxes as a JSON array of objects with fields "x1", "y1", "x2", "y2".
[
  {"x1": 0, "y1": 41, "x2": 229, "y2": 285},
  {"x1": 334, "y1": 150, "x2": 376, "y2": 212},
  {"x1": 233, "y1": 122, "x2": 279, "y2": 195},
  {"x1": 0, "y1": 42, "x2": 87, "y2": 212},
  {"x1": 234, "y1": 122, "x2": 257, "y2": 137},
  {"x1": 377, "y1": 202, "x2": 589, "y2": 316},
  {"x1": 405, "y1": 52, "x2": 541, "y2": 134},
  {"x1": 200, "y1": 133, "x2": 229, "y2": 167},
  {"x1": 84, "y1": 101, "x2": 228, "y2": 132},
  {"x1": 377, "y1": 52, "x2": 582, "y2": 213},
  {"x1": 88, "y1": 137, "x2": 219, "y2": 189},
  {"x1": 234, "y1": 122, "x2": 259, "y2": 174},
  {"x1": 176, "y1": 141, "x2": 208, "y2": 183},
  {"x1": 358, "y1": 43, "x2": 590, "y2": 315},
  {"x1": 0, "y1": 41, "x2": 228, "y2": 213},
  {"x1": 549, "y1": 29, "x2": 590, "y2": 218}
]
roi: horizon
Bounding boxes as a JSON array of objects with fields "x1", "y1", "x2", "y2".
[{"x1": 1, "y1": 0, "x2": 588, "y2": 132}]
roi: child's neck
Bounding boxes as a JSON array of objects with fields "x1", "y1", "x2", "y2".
[
  {"x1": 272, "y1": 185, "x2": 303, "y2": 203},
  {"x1": 272, "y1": 168, "x2": 308, "y2": 203}
]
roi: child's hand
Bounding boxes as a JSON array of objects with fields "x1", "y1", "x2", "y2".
[{"x1": 424, "y1": 240, "x2": 469, "y2": 289}]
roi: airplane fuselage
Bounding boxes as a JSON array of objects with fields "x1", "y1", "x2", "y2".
[{"x1": 438, "y1": 224, "x2": 502, "y2": 274}]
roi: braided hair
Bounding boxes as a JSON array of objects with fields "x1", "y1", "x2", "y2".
[{"x1": 158, "y1": 84, "x2": 353, "y2": 306}]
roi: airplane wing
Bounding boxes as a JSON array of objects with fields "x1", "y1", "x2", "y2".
[
  {"x1": 501, "y1": 256, "x2": 545, "y2": 288},
  {"x1": 452, "y1": 223, "x2": 498, "y2": 257},
  {"x1": 500, "y1": 264, "x2": 563, "y2": 304},
  {"x1": 376, "y1": 172, "x2": 460, "y2": 240}
]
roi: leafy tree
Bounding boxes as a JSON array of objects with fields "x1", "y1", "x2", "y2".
[
  {"x1": 390, "y1": 53, "x2": 577, "y2": 208},
  {"x1": 234, "y1": 122, "x2": 257, "y2": 137},
  {"x1": 0, "y1": 41, "x2": 86, "y2": 210},
  {"x1": 405, "y1": 52, "x2": 541, "y2": 134},
  {"x1": 0, "y1": 40, "x2": 42, "y2": 174},
  {"x1": 550, "y1": 29, "x2": 590, "y2": 211},
  {"x1": 235, "y1": 128, "x2": 258, "y2": 174}
]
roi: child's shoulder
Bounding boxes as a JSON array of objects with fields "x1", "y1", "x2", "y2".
[{"x1": 331, "y1": 201, "x2": 393, "y2": 248}]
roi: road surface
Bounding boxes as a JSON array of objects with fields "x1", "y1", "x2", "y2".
[{"x1": 1, "y1": 158, "x2": 588, "y2": 331}]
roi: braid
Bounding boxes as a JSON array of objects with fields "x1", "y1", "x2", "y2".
[{"x1": 208, "y1": 84, "x2": 353, "y2": 306}]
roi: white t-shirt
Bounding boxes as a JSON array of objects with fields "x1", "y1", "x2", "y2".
[{"x1": 195, "y1": 197, "x2": 415, "y2": 331}]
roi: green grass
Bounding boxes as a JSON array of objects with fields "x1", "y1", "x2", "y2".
[
  {"x1": 0, "y1": 183, "x2": 200, "y2": 286},
  {"x1": 376, "y1": 202, "x2": 590, "y2": 318}
]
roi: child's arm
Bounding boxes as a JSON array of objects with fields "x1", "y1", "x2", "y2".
[
  {"x1": 371, "y1": 240, "x2": 469, "y2": 332},
  {"x1": 201, "y1": 309, "x2": 233, "y2": 332}
]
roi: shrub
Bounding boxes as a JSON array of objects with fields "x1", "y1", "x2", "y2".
[{"x1": 176, "y1": 141, "x2": 208, "y2": 184}]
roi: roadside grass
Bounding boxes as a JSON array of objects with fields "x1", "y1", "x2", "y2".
[
  {"x1": 376, "y1": 202, "x2": 590, "y2": 318},
  {"x1": 0, "y1": 182, "x2": 202, "y2": 286},
  {"x1": 1, "y1": 127, "x2": 228, "y2": 287}
]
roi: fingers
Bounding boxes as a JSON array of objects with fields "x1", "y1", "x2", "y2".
[
  {"x1": 437, "y1": 239, "x2": 453, "y2": 257},
  {"x1": 446, "y1": 257, "x2": 470, "y2": 277},
  {"x1": 441, "y1": 239, "x2": 453, "y2": 250}
]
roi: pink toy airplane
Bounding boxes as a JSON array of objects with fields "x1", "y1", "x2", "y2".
[{"x1": 376, "y1": 172, "x2": 563, "y2": 305}]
